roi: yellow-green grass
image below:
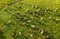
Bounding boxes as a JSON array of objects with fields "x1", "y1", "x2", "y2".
[{"x1": 0, "y1": 0, "x2": 60, "y2": 39}]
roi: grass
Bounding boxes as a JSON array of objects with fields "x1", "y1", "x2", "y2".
[{"x1": 0, "y1": 0, "x2": 60, "y2": 39}]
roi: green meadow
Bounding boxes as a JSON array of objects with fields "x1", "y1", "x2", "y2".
[{"x1": 0, "y1": 0, "x2": 60, "y2": 39}]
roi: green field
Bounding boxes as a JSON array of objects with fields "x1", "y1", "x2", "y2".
[{"x1": 0, "y1": 0, "x2": 60, "y2": 39}]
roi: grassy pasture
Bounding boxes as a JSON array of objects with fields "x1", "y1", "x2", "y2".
[{"x1": 0, "y1": 0, "x2": 60, "y2": 39}]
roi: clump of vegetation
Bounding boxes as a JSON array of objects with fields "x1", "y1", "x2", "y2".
[{"x1": 0, "y1": 0, "x2": 60, "y2": 39}]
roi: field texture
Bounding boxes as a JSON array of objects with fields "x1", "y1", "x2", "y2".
[{"x1": 0, "y1": 0, "x2": 60, "y2": 39}]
